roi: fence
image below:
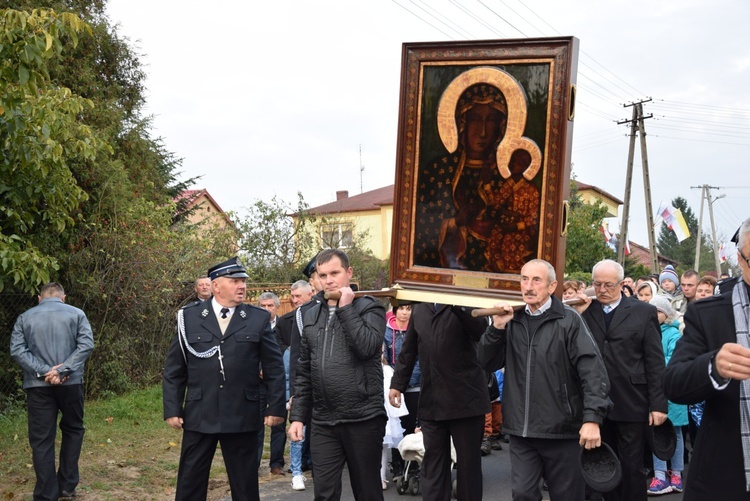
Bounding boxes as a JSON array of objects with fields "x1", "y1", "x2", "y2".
[
  {"x1": 0, "y1": 293, "x2": 37, "y2": 411},
  {"x1": 0, "y1": 283, "x2": 297, "y2": 413}
]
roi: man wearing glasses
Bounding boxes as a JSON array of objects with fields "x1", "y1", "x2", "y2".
[
  {"x1": 664, "y1": 218, "x2": 750, "y2": 500},
  {"x1": 574, "y1": 259, "x2": 667, "y2": 501}
]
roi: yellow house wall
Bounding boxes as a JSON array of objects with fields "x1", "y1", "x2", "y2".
[
  {"x1": 579, "y1": 190, "x2": 619, "y2": 218},
  {"x1": 294, "y1": 206, "x2": 393, "y2": 261}
]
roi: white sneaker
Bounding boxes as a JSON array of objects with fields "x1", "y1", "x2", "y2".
[{"x1": 292, "y1": 474, "x2": 306, "y2": 491}]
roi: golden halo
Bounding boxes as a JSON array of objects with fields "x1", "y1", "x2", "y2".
[{"x1": 436, "y1": 66, "x2": 542, "y2": 180}]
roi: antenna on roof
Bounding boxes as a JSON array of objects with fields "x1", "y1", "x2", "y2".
[{"x1": 359, "y1": 144, "x2": 365, "y2": 194}]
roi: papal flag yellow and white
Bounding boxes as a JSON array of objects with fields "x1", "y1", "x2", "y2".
[{"x1": 656, "y1": 202, "x2": 691, "y2": 242}]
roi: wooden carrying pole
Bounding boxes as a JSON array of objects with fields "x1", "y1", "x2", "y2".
[
  {"x1": 470, "y1": 295, "x2": 592, "y2": 317},
  {"x1": 324, "y1": 288, "x2": 595, "y2": 318}
]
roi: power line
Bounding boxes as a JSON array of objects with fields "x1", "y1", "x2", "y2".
[
  {"x1": 390, "y1": 0, "x2": 457, "y2": 39},
  {"x1": 651, "y1": 134, "x2": 750, "y2": 147}
]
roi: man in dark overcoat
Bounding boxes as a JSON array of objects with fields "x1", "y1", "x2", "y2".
[
  {"x1": 574, "y1": 259, "x2": 667, "y2": 501},
  {"x1": 163, "y1": 257, "x2": 285, "y2": 501},
  {"x1": 664, "y1": 218, "x2": 750, "y2": 500},
  {"x1": 389, "y1": 302, "x2": 490, "y2": 501}
]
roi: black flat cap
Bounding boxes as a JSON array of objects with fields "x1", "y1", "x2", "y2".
[
  {"x1": 648, "y1": 418, "x2": 677, "y2": 461},
  {"x1": 581, "y1": 442, "x2": 622, "y2": 493},
  {"x1": 302, "y1": 252, "x2": 320, "y2": 279}
]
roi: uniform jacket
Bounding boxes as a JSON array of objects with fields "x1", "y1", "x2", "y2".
[
  {"x1": 663, "y1": 286, "x2": 750, "y2": 500},
  {"x1": 162, "y1": 301, "x2": 285, "y2": 434},
  {"x1": 478, "y1": 296, "x2": 611, "y2": 439},
  {"x1": 391, "y1": 303, "x2": 491, "y2": 421},
  {"x1": 289, "y1": 296, "x2": 386, "y2": 426},
  {"x1": 582, "y1": 295, "x2": 667, "y2": 421},
  {"x1": 10, "y1": 297, "x2": 94, "y2": 388}
]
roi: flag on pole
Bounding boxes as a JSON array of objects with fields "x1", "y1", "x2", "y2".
[
  {"x1": 719, "y1": 243, "x2": 729, "y2": 263},
  {"x1": 655, "y1": 202, "x2": 691, "y2": 243},
  {"x1": 600, "y1": 225, "x2": 617, "y2": 252},
  {"x1": 670, "y1": 209, "x2": 691, "y2": 242}
]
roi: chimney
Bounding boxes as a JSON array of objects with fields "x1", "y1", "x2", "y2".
[{"x1": 336, "y1": 190, "x2": 349, "y2": 201}]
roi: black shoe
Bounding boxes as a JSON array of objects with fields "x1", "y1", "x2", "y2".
[
  {"x1": 60, "y1": 491, "x2": 77, "y2": 498},
  {"x1": 480, "y1": 436, "x2": 492, "y2": 456},
  {"x1": 490, "y1": 435, "x2": 503, "y2": 450}
]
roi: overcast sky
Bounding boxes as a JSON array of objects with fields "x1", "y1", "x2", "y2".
[{"x1": 106, "y1": 0, "x2": 750, "y2": 262}]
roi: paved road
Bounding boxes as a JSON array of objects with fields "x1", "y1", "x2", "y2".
[{"x1": 255, "y1": 444, "x2": 686, "y2": 500}]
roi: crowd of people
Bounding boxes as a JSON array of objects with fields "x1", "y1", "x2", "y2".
[{"x1": 10, "y1": 217, "x2": 750, "y2": 501}]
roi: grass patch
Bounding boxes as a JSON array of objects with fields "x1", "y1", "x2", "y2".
[{"x1": 0, "y1": 384, "x2": 278, "y2": 500}]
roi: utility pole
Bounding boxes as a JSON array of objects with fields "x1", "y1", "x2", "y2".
[
  {"x1": 617, "y1": 106, "x2": 638, "y2": 265},
  {"x1": 637, "y1": 102, "x2": 658, "y2": 273},
  {"x1": 691, "y1": 184, "x2": 726, "y2": 273},
  {"x1": 617, "y1": 99, "x2": 655, "y2": 271},
  {"x1": 706, "y1": 187, "x2": 725, "y2": 274},
  {"x1": 693, "y1": 185, "x2": 706, "y2": 271}
]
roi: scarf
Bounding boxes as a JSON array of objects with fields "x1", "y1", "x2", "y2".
[{"x1": 732, "y1": 280, "x2": 750, "y2": 491}]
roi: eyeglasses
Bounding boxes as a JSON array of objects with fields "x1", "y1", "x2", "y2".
[
  {"x1": 739, "y1": 248, "x2": 750, "y2": 268},
  {"x1": 592, "y1": 281, "x2": 620, "y2": 290}
]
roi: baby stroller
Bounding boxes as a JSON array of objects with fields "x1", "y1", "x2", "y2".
[{"x1": 394, "y1": 432, "x2": 458, "y2": 498}]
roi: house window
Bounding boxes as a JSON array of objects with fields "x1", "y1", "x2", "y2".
[{"x1": 321, "y1": 223, "x2": 354, "y2": 249}]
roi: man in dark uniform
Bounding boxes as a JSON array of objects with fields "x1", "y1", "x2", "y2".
[{"x1": 163, "y1": 257, "x2": 285, "y2": 501}]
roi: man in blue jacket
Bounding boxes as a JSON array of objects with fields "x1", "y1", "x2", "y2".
[{"x1": 11, "y1": 282, "x2": 95, "y2": 500}]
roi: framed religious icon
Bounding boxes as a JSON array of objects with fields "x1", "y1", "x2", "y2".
[{"x1": 390, "y1": 37, "x2": 578, "y2": 303}]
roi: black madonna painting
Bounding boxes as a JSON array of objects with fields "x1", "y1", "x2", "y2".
[{"x1": 391, "y1": 38, "x2": 578, "y2": 299}]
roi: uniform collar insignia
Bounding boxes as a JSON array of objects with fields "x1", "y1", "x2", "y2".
[
  {"x1": 239, "y1": 310, "x2": 246, "y2": 319},
  {"x1": 201, "y1": 309, "x2": 209, "y2": 317}
]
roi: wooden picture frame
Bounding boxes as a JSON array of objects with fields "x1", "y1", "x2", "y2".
[{"x1": 390, "y1": 37, "x2": 578, "y2": 302}]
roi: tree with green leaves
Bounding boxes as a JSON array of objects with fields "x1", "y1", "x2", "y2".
[
  {"x1": 233, "y1": 193, "x2": 319, "y2": 284},
  {"x1": 564, "y1": 179, "x2": 614, "y2": 278},
  {"x1": 0, "y1": 3, "x2": 234, "y2": 399},
  {"x1": 0, "y1": 8, "x2": 108, "y2": 292}
]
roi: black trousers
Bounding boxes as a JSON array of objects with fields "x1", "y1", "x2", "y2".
[
  {"x1": 257, "y1": 386, "x2": 287, "y2": 468},
  {"x1": 420, "y1": 414, "x2": 485, "y2": 501},
  {"x1": 176, "y1": 429, "x2": 259, "y2": 501},
  {"x1": 26, "y1": 385, "x2": 85, "y2": 501},
  {"x1": 257, "y1": 416, "x2": 287, "y2": 468},
  {"x1": 601, "y1": 419, "x2": 647, "y2": 501},
  {"x1": 509, "y1": 435, "x2": 585, "y2": 501},
  {"x1": 310, "y1": 416, "x2": 386, "y2": 501}
]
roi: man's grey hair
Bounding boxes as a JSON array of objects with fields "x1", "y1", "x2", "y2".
[
  {"x1": 258, "y1": 292, "x2": 280, "y2": 307},
  {"x1": 291, "y1": 280, "x2": 312, "y2": 292},
  {"x1": 740, "y1": 217, "x2": 750, "y2": 250},
  {"x1": 523, "y1": 259, "x2": 557, "y2": 284},
  {"x1": 592, "y1": 259, "x2": 624, "y2": 281},
  {"x1": 194, "y1": 276, "x2": 209, "y2": 286}
]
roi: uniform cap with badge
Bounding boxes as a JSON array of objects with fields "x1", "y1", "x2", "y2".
[{"x1": 208, "y1": 257, "x2": 249, "y2": 280}]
